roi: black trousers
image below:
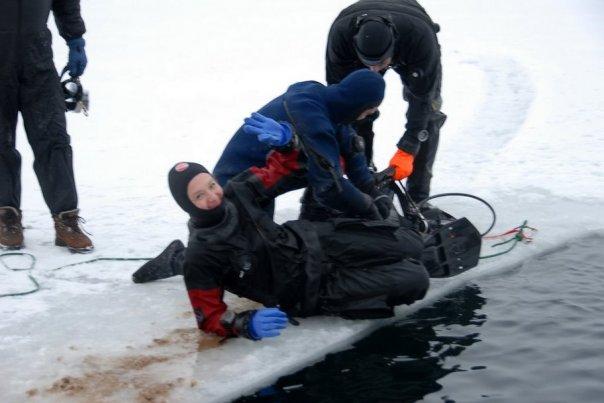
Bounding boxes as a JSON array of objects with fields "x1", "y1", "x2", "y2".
[
  {"x1": 0, "y1": 29, "x2": 78, "y2": 214},
  {"x1": 318, "y1": 259, "x2": 428, "y2": 318},
  {"x1": 312, "y1": 218, "x2": 429, "y2": 318},
  {"x1": 352, "y1": 68, "x2": 446, "y2": 203}
]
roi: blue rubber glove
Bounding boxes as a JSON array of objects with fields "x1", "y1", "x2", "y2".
[
  {"x1": 66, "y1": 37, "x2": 87, "y2": 77},
  {"x1": 243, "y1": 112, "x2": 292, "y2": 147},
  {"x1": 248, "y1": 308, "x2": 288, "y2": 340}
]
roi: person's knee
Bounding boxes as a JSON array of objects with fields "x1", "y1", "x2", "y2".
[
  {"x1": 403, "y1": 259, "x2": 429, "y2": 294},
  {"x1": 387, "y1": 259, "x2": 430, "y2": 306},
  {"x1": 30, "y1": 135, "x2": 72, "y2": 158},
  {"x1": 414, "y1": 262, "x2": 430, "y2": 295},
  {"x1": 305, "y1": 186, "x2": 343, "y2": 220},
  {"x1": 314, "y1": 183, "x2": 336, "y2": 206}
]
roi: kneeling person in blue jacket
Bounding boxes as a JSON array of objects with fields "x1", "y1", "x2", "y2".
[{"x1": 214, "y1": 68, "x2": 387, "y2": 220}]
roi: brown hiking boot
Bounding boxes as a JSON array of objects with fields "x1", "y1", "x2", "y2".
[
  {"x1": 53, "y1": 209, "x2": 94, "y2": 253},
  {"x1": 0, "y1": 206, "x2": 24, "y2": 249}
]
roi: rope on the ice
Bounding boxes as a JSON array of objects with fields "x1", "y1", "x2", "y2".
[
  {"x1": 51, "y1": 257, "x2": 152, "y2": 272},
  {"x1": 0, "y1": 254, "x2": 152, "y2": 298},
  {"x1": 479, "y1": 220, "x2": 537, "y2": 259},
  {"x1": 0, "y1": 252, "x2": 40, "y2": 297}
]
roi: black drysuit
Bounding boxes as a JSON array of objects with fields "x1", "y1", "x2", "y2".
[
  {"x1": 183, "y1": 172, "x2": 429, "y2": 338},
  {"x1": 326, "y1": 0, "x2": 447, "y2": 202},
  {"x1": 0, "y1": 0, "x2": 85, "y2": 214}
]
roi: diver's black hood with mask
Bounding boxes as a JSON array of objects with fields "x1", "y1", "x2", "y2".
[
  {"x1": 323, "y1": 69, "x2": 385, "y2": 124},
  {"x1": 282, "y1": 69, "x2": 385, "y2": 126},
  {"x1": 168, "y1": 162, "x2": 226, "y2": 228}
]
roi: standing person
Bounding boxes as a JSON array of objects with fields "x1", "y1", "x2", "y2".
[
  {"x1": 0, "y1": 0, "x2": 93, "y2": 251},
  {"x1": 326, "y1": 0, "x2": 446, "y2": 203}
]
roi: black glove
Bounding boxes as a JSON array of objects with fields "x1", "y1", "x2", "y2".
[
  {"x1": 220, "y1": 310, "x2": 257, "y2": 340},
  {"x1": 371, "y1": 188, "x2": 393, "y2": 219},
  {"x1": 358, "y1": 192, "x2": 383, "y2": 220},
  {"x1": 362, "y1": 203, "x2": 383, "y2": 220},
  {"x1": 223, "y1": 309, "x2": 288, "y2": 340}
]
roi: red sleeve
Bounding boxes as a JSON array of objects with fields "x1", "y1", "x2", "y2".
[
  {"x1": 249, "y1": 148, "x2": 301, "y2": 190},
  {"x1": 187, "y1": 288, "x2": 232, "y2": 337}
]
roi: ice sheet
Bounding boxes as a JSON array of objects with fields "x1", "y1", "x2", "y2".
[{"x1": 1, "y1": 0, "x2": 603, "y2": 401}]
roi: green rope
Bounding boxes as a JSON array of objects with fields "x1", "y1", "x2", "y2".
[
  {"x1": 479, "y1": 220, "x2": 533, "y2": 259},
  {"x1": 0, "y1": 252, "x2": 40, "y2": 297},
  {"x1": 51, "y1": 257, "x2": 152, "y2": 271},
  {"x1": 0, "y1": 253, "x2": 152, "y2": 298}
]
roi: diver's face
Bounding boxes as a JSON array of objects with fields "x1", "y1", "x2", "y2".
[
  {"x1": 366, "y1": 57, "x2": 392, "y2": 73},
  {"x1": 356, "y1": 106, "x2": 379, "y2": 121},
  {"x1": 187, "y1": 173, "x2": 224, "y2": 210}
]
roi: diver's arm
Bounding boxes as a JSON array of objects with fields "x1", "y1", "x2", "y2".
[{"x1": 183, "y1": 250, "x2": 258, "y2": 339}]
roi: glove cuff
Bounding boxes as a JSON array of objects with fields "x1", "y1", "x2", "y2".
[
  {"x1": 277, "y1": 122, "x2": 294, "y2": 146},
  {"x1": 397, "y1": 129, "x2": 428, "y2": 156},
  {"x1": 222, "y1": 310, "x2": 259, "y2": 340},
  {"x1": 67, "y1": 37, "x2": 85, "y2": 48},
  {"x1": 360, "y1": 193, "x2": 382, "y2": 220},
  {"x1": 274, "y1": 123, "x2": 298, "y2": 152}
]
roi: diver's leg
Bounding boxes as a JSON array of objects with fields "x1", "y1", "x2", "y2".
[{"x1": 132, "y1": 239, "x2": 185, "y2": 283}]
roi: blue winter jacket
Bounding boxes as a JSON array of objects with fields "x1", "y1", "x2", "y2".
[{"x1": 213, "y1": 69, "x2": 385, "y2": 216}]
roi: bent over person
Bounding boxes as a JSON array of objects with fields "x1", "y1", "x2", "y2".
[
  {"x1": 163, "y1": 162, "x2": 429, "y2": 340},
  {"x1": 326, "y1": 0, "x2": 446, "y2": 203},
  {"x1": 214, "y1": 69, "x2": 388, "y2": 221},
  {"x1": 0, "y1": 0, "x2": 92, "y2": 251}
]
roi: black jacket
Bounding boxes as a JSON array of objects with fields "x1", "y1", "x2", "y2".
[
  {"x1": 1, "y1": 0, "x2": 85, "y2": 79},
  {"x1": 0, "y1": 0, "x2": 85, "y2": 40},
  {"x1": 326, "y1": 0, "x2": 440, "y2": 153},
  {"x1": 183, "y1": 176, "x2": 325, "y2": 337}
]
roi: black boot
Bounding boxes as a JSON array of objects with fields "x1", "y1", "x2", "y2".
[{"x1": 132, "y1": 240, "x2": 185, "y2": 283}]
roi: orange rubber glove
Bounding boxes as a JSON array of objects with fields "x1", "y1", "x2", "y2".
[{"x1": 389, "y1": 149, "x2": 415, "y2": 180}]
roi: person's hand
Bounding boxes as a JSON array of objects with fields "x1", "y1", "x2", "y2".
[
  {"x1": 66, "y1": 38, "x2": 87, "y2": 77},
  {"x1": 371, "y1": 188, "x2": 393, "y2": 219},
  {"x1": 389, "y1": 149, "x2": 415, "y2": 180},
  {"x1": 359, "y1": 193, "x2": 383, "y2": 220},
  {"x1": 243, "y1": 112, "x2": 292, "y2": 147},
  {"x1": 248, "y1": 308, "x2": 288, "y2": 340}
]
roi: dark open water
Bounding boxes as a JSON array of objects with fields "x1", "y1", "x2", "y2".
[{"x1": 237, "y1": 237, "x2": 604, "y2": 402}]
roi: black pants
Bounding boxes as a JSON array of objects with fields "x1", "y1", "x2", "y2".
[
  {"x1": 0, "y1": 29, "x2": 78, "y2": 214},
  {"x1": 319, "y1": 259, "x2": 428, "y2": 318},
  {"x1": 312, "y1": 218, "x2": 429, "y2": 318},
  {"x1": 352, "y1": 69, "x2": 446, "y2": 203}
]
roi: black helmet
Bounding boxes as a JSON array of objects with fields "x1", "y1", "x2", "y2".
[{"x1": 353, "y1": 15, "x2": 396, "y2": 66}]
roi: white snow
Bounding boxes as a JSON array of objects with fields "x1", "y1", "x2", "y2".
[{"x1": 1, "y1": 0, "x2": 603, "y2": 401}]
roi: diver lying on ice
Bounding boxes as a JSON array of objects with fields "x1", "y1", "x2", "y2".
[
  {"x1": 157, "y1": 161, "x2": 430, "y2": 340},
  {"x1": 144, "y1": 158, "x2": 482, "y2": 340}
]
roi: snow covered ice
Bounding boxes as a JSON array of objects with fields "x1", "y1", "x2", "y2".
[{"x1": 1, "y1": 0, "x2": 603, "y2": 401}]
